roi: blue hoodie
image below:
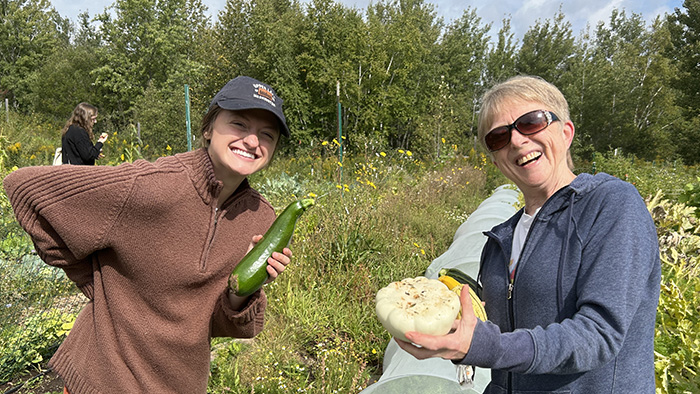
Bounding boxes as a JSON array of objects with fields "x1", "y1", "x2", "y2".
[{"x1": 457, "y1": 173, "x2": 661, "y2": 393}]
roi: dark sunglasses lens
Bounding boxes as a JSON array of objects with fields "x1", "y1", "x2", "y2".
[
  {"x1": 485, "y1": 127, "x2": 510, "y2": 151},
  {"x1": 516, "y1": 111, "x2": 548, "y2": 135}
]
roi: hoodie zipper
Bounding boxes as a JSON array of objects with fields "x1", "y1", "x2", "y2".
[{"x1": 505, "y1": 211, "x2": 539, "y2": 394}]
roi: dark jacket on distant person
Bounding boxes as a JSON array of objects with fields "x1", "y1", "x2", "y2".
[{"x1": 61, "y1": 124, "x2": 103, "y2": 165}]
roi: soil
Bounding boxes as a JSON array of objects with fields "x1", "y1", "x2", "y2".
[{"x1": 0, "y1": 368, "x2": 64, "y2": 394}]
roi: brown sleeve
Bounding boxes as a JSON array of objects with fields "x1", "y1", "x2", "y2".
[
  {"x1": 3, "y1": 165, "x2": 131, "y2": 297},
  {"x1": 210, "y1": 289, "x2": 267, "y2": 338}
]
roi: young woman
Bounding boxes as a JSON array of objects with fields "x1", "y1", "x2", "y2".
[
  {"x1": 397, "y1": 76, "x2": 660, "y2": 393},
  {"x1": 4, "y1": 76, "x2": 294, "y2": 393},
  {"x1": 61, "y1": 102, "x2": 108, "y2": 165}
]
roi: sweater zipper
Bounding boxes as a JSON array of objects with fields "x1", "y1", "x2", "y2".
[{"x1": 202, "y1": 207, "x2": 221, "y2": 271}]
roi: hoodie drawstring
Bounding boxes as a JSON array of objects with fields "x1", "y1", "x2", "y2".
[{"x1": 556, "y1": 192, "x2": 576, "y2": 320}]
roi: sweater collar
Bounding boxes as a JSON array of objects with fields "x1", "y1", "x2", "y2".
[{"x1": 177, "y1": 148, "x2": 251, "y2": 206}]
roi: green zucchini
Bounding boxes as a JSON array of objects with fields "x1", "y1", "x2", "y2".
[
  {"x1": 438, "y1": 267, "x2": 483, "y2": 298},
  {"x1": 229, "y1": 198, "x2": 314, "y2": 296}
]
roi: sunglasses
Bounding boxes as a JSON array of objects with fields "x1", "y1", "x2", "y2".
[{"x1": 484, "y1": 109, "x2": 560, "y2": 152}]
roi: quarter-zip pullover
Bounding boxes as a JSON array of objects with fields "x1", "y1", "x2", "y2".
[{"x1": 3, "y1": 148, "x2": 277, "y2": 393}]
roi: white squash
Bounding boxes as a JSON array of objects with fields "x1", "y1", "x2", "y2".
[{"x1": 375, "y1": 276, "x2": 460, "y2": 342}]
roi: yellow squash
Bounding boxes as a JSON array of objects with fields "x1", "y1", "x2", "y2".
[{"x1": 438, "y1": 275, "x2": 487, "y2": 321}]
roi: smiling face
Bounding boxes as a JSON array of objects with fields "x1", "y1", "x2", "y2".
[
  {"x1": 489, "y1": 100, "x2": 576, "y2": 210},
  {"x1": 205, "y1": 108, "x2": 280, "y2": 187}
]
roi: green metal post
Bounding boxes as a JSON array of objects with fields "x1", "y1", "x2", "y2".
[
  {"x1": 185, "y1": 84, "x2": 192, "y2": 151},
  {"x1": 337, "y1": 81, "x2": 343, "y2": 189}
]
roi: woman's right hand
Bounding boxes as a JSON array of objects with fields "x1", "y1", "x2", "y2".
[
  {"x1": 98, "y1": 133, "x2": 108, "y2": 143},
  {"x1": 395, "y1": 284, "x2": 478, "y2": 361}
]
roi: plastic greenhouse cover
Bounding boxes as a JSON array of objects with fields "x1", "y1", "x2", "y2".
[{"x1": 361, "y1": 185, "x2": 520, "y2": 394}]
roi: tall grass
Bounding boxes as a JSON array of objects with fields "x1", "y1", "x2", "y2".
[{"x1": 218, "y1": 150, "x2": 496, "y2": 393}]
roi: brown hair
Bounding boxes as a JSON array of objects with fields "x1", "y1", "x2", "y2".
[
  {"x1": 199, "y1": 105, "x2": 224, "y2": 148},
  {"x1": 62, "y1": 102, "x2": 98, "y2": 140}
]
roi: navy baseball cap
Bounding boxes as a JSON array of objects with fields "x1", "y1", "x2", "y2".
[{"x1": 209, "y1": 76, "x2": 290, "y2": 137}]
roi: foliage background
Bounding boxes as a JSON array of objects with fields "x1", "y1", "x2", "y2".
[{"x1": 1, "y1": 0, "x2": 699, "y2": 164}]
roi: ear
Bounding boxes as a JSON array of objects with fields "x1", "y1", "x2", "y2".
[{"x1": 562, "y1": 120, "x2": 575, "y2": 149}]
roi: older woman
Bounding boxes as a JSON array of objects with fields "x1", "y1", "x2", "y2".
[{"x1": 397, "y1": 75, "x2": 660, "y2": 393}]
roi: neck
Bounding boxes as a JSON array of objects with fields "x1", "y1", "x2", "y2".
[
  {"x1": 217, "y1": 178, "x2": 245, "y2": 209},
  {"x1": 523, "y1": 171, "x2": 576, "y2": 215}
]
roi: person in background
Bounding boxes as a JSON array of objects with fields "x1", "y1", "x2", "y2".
[
  {"x1": 397, "y1": 75, "x2": 661, "y2": 393},
  {"x1": 4, "y1": 76, "x2": 294, "y2": 393},
  {"x1": 61, "y1": 102, "x2": 108, "y2": 165}
]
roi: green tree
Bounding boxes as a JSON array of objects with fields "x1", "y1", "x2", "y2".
[
  {"x1": 425, "y1": 7, "x2": 490, "y2": 156},
  {"x1": 24, "y1": 45, "x2": 102, "y2": 122},
  {"x1": 484, "y1": 17, "x2": 517, "y2": 87},
  {"x1": 363, "y1": 0, "x2": 443, "y2": 150},
  {"x1": 24, "y1": 13, "x2": 105, "y2": 121},
  {"x1": 91, "y1": 0, "x2": 209, "y2": 152},
  {"x1": 0, "y1": 0, "x2": 70, "y2": 108},
  {"x1": 667, "y1": 0, "x2": 700, "y2": 163},
  {"x1": 559, "y1": 28, "x2": 599, "y2": 162},
  {"x1": 295, "y1": 0, "x2": 367, "y2": 150},
  {"x1": 580, "y1": 10, "x2": 678, "y2": 160},
  {"x1": 517, "y1": 8, "x2": 575, "y2": 86},
  {"x1": 211, "y1": 0, "x2": 306, "y2": 151}
]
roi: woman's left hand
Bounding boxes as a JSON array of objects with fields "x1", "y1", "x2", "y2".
[{"x1": 248, "y1": 234, "x2": 293, "y2": 283}]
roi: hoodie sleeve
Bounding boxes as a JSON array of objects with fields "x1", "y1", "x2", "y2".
[{"x1": 3, "y1": 165, "x2": 131, "y2": 298}]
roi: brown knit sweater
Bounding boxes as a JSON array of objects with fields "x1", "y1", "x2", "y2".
[{"x1": 3, "y1": 148, "x2": 277, "y2": 393}]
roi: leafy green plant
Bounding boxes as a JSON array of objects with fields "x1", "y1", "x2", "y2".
[
  {"x1": 648, "y1": 193, "x2": 700, "y2": 394},
  {"x1": 587, "y1": 151, "x2": 697, "y2": 200},
  {"x1": 0, "y1": 310, "x2": 76, "y2": 381},
  {"x1": 678, "y1": 177, "x2": 700, "y2": 218}
]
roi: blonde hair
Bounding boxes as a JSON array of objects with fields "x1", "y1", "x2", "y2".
[
  {"x1": 477, "y1": 75, "x2": 573, "y2": 168},
  {"x1": 62, "y1": 102, "x2": 98, "y2": 140}
]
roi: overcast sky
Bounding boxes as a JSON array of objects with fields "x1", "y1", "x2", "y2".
[{"x1": 51, "y1": 0, "x2": 684, "y2": 41}]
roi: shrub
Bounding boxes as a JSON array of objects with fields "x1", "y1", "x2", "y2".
[{"x1": 648, "y1": 192, "x2": 700, "y2": 394}]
